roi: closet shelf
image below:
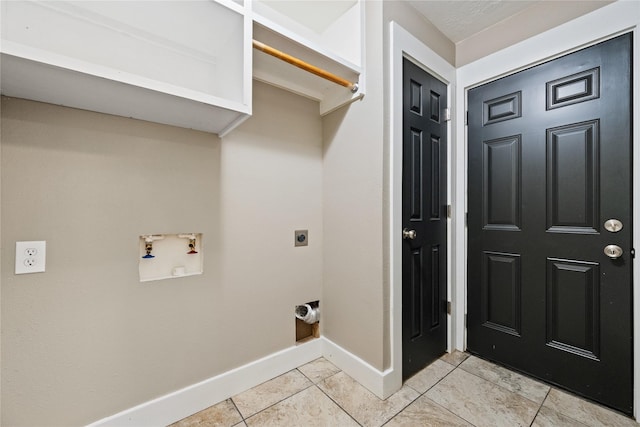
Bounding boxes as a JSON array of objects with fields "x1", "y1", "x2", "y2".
[
  {"x1": 0, "y1": 0, "x2": 365, "y2": 135},
  {"x1": 251, "y1": 0, "x2": 365, "y2": 116},
  {"x1": 0, "y1": 0, "x2": 252, "y2": 137}
]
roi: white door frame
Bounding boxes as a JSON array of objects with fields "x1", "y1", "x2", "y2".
[
  {"x1": 454, "y1": 1, "x2": 640, "y2": 418},
  {"x1": 388, "y1": 21, "x2": 456, "y2": 396}
]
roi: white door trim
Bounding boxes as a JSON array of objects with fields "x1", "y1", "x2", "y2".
[
  {"x1": 388, "y1": 21, "x2": 456, "y2": 395},
  {"x1": 454, "y1": 0, "x2": 640, "y2": 418}
]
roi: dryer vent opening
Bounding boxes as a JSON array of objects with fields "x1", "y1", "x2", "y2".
[{"x1": 295, "y1": 300, "x2": 319, "y2": 343}]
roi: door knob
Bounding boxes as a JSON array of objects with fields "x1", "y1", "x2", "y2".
[
  {"x1": 402, "y1": 228, "x2": 417, "y2": 240},
  {"x1": 604, "y1": 244, "x2": 623, "y2": 259}
]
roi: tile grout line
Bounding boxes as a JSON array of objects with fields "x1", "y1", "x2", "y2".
[
  {"x1": 312, "y1": 366, "x2": 429, "y2": 427},
  {"x1": 534, "y1": 388, "x2": 595, "y2": 427},
  {"x1": 394, "y1": 357, "x2": 478, "y2": 427},
  {"x1": 408, "y1": 355, "x2": 466, "y2": 397},
  {"x1": 296, "y1": 364, "x2": 340, "y2": 385},
  {"x1": 528, "y1": 386, "x2": 552, "y2": 427},
  {"x1": 365, "y1": 357, "x2": 470, "y2": 427},
  {"x1": 231, "y1": 362, "x2": 347, "y2": 425},
  {"x1": 427, "y1": 361, "x2": 480, "y2": 427},
  {"x1": 381, "y1": 390, "x2": 428, "y2": 427},
  {"x1": 313, "y1": 381, "x2": 364, "y2": 426},
  {"x1": 439, "y1": 352, "x2": 471, "y2": 368},
  {"x1": 426, "y1": 393, "x2": 481, "y2": 427},
  {"x1": 455, "y1": 357, "x2": 550, "y2": 408},
  {"x1": 229, "y1": 398, "x2": 245, "y2": 424},
  {"x1": 231, "y1": 368, "x2": 315, "y2": 422},
  {"x1": 237, "y1": 381, "x2": 316, "y2": 423},
  {"x1": 401, "y1": 353, "x2": 469, "y2": 396},
  {"x1": 240, "y1": 365, "x2": 363, "y2": 426},
  {"x1": 399, "y1": 354, "x2": 472, "y2": 425}
]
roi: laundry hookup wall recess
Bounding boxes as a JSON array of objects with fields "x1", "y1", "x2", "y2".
[{"x1": 138, "y1": 233, "x2": 203, "y2": 282}]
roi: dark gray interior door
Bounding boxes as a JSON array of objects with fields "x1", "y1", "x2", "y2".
[
  {"x1": 402, "y1": 58, "x2": 448, "y2": 380},
  {"x1": 467, "y1": 33, "x2": 633, "y2": 414}
]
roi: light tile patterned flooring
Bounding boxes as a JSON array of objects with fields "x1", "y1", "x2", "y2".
[{"x1": 170, "y1": 351, "x2": 637, "y2": 427}]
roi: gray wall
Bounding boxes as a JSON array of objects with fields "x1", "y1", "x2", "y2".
[{"x1": 1, "y1": 81, "x2": 323, "y2": 426}]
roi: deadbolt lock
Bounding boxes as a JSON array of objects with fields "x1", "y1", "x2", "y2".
[{"x1": 604, "y1": 219, "x2": 623, "y2": 233}]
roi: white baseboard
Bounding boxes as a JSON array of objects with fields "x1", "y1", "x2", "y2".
[
  {"x1": 321, "y1": 337, "x2": 400, "y2": 399},
  {"x1": 87, "y1": 339, "x2": 323, "y2": 427},
  {"x1": 87, "y1": 336, "x2": 399, "y2": 426}
]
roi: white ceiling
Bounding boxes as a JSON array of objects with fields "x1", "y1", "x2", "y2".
[
  {"x1": 260, "y1": 0, "x2": 358, "y2": 33},
  {"x1": 259, "y1": 0, "x2": 559, "y2": 45},
  {"x1": 407, "y1": 0, "x2": 540, "y2": 43}
]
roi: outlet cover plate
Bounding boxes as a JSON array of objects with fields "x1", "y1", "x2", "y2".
[
  {"x1": 294, "y1": 230, "x2": 308, "y2": 247},
  {"x1": 15, "y1": 241, "x2": 46, "y2": 274}
]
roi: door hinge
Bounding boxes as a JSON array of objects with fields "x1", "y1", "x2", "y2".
[
  {"x1": 466, "y1": 212, "x2": 468, "y2": 226},
  {"x1": 447, "y1": 204, "x2": 452, "y2": 219},
  {"x1": 465, "y1": 111, "x2": 469, "y2": 125},
  {"x1": 445, "y1": 108, "x2": 451, "y2": 122},
  {"x1": 631, "y1": 248, "x2": 636, "y2": 258},
  {"x1": 465, "y1": 314, "x2": 467, "y2": 327},
  {"x1": 447, "y1": 301, "x2": 452, "y2": 315}
]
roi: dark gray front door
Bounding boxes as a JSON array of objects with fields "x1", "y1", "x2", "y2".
[
  {"x1": 467, "y1": 34, "x2": 633, "y2": 414},
  {"x1": 402, "y1": 58, "x2": 448, "y2": 380}
]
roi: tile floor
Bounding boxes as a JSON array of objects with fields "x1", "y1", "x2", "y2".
[{"x1": 169, "y1": 351, "x2": 637, "y2": 427}]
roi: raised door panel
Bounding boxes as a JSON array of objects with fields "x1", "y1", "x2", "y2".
[
  {"x1": 481, "y1": 252, "x2": 522, "y2": 336},
  {"x1": 546, "y1": 121, "x2": 600, "y2": 233},
  {"x1": 482, "y1": 135, "x2": 522, "y2": 231},
  {"x1": 546, "y1": 258, "x2": 600, "y2": 360}
]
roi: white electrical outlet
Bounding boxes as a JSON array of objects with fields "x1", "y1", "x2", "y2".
[{"x1": 15, "y1": 241, "x2": 46, "y2": 274}]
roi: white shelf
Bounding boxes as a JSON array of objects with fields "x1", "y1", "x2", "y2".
[
  {"x1": 252, "y1": 0, "x2": 365, "y2": 115},
  {"x1": 0, "y1": 0, "x2": 252, "y2": 136},
  {"x1": 0, "y1": 0, "x2": 365, "y2": 133}
]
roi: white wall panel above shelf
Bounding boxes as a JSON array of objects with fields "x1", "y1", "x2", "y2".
[
  {"x1": 0, "y1": 0, "x2": 252, "y2": 137},
  {"x1": 252, "y1": 0, "x2": 365, "y2": 116}
]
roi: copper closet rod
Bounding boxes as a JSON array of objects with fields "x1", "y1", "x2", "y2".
[{"x1": 252, "y1": 40, "x2": 359, "y2": 93}]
